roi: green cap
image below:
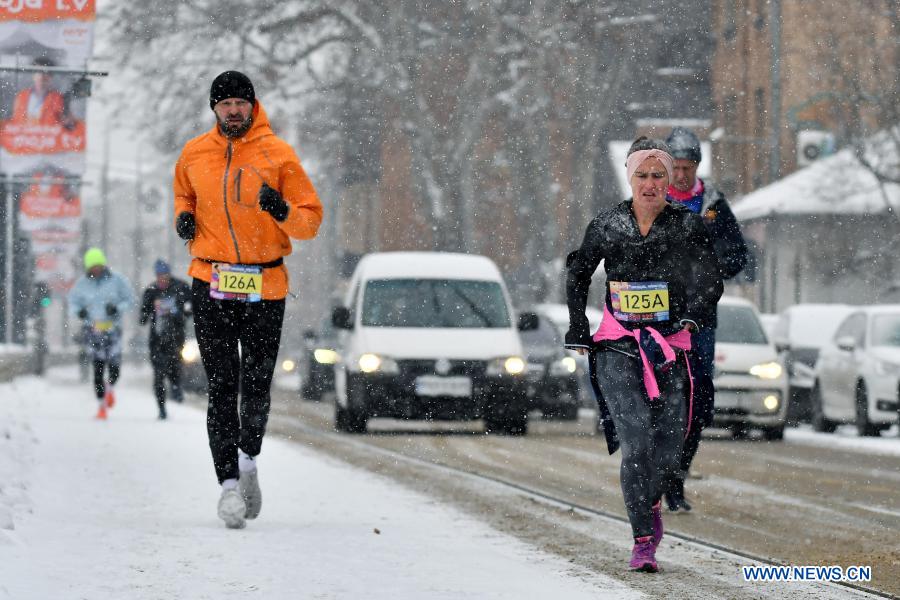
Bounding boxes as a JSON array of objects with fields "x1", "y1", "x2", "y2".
[{"x1": 83, "y1": 247, "x2": 107, "y2": 270}]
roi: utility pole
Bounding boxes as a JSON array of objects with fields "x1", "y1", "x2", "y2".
[
  {"x1": 132, "y1": 144, "x2": 143, "y2": 299},
  {"x1": 101, "y1": 118, "x2": 110, "y2": 248},
  {"x1": 3, "y1": 177, "x2": 12, "y2": 344},
  {"x1": 769, "y1": 0, "x2": 783, "y2": 184}
]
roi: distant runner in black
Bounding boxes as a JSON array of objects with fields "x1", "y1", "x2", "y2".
[{"x1": 139, "y1": 259, "x2": 191, "y2": 420}]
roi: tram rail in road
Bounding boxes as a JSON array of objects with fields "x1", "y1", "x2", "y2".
[{"x1": 265, "y1": 405, "x2": 896, "y2": 600}]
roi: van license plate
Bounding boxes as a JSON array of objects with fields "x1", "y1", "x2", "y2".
[{"x1": 415, "y1": 376, "x2": 472, "y2": 397}]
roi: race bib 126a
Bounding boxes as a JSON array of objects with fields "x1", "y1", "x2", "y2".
[
  {"x1": 609, "y1": 281, "x2": 669, "y2": 323},
  {"x1": 210, "y1": 263, "x2": 262, "y2": 302}
]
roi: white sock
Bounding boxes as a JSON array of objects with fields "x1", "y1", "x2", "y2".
[
  {"x1": 238, "y1": 450, "x2": 257, "y2": 473},
  {"x1": 222, "y1": 478, "x2": 238, "y2": 490}
]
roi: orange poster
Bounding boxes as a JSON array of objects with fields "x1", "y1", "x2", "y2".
[{"x1": 0, "y1": 0, "x2": 96, "y2": 22}]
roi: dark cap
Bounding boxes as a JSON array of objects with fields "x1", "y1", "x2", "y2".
[
  {"x1": 154, "y1": 259, "x2": 171, "y2": 275},
  {"x1": 209, "y1": 71, "x2": 255, "y2": 110},
  {"x1": 665, "y1": 127, "x2": 702, "y2": 163}
]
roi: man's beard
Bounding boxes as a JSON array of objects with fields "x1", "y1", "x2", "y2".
[{"x1": 218, "y1": 115, "x2": 252, "y2": 138}]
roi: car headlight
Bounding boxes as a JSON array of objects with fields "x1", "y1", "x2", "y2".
[
  {"x1": 749, "y1": 361, "x2": 782, "y2": 379},
  {"x1": 873, "y1": 359, "x2": 900, "y2": 376},
  {"x1": 281, "y1": 359, "x2": 296, "y2": 372},
  {"x1": 313, "y1": 348, "x2": 339, "y2": 365},
  {"x1": 357, "y1": 353, "x2": 399, "y2": 374},
  {"x1": 486, "y1": 356, "x2": 526, "y2": 376},
  {"x1": 181, "y1": 339, "x2": 200, "y2": 363},
  {"x1": 549, "y1": 356, "x2": 578, "y2": 376}
]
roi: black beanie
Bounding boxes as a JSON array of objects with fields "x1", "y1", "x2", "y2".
[{"x1": 209, "y1": 71, "x2": 255, "y2": 109}]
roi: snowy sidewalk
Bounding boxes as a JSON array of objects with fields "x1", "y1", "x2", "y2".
[{"x1": 0, "y1": 367, "x2": 637, "y2": 599}]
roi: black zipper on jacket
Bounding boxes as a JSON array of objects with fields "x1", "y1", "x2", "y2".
[{"x1": 222, "y1": 141, "x2": 242, "y2": 263}]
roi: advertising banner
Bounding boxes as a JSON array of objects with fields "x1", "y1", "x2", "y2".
[{"x1": 0, "y1": 0, "x2": 95, "y2": 291}]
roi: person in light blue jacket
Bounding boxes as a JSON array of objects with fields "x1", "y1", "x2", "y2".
[{"x1": 68, "y1": 248, "x2": 135, "y2": 419}]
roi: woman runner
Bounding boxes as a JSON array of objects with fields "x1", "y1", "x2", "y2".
[{"x1": 565, "y1": 137, "x2": 723, "y2": 572}]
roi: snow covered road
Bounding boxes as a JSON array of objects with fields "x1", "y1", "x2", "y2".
[{"x1": 0, "y1": 368, "x2": 634, "y2": 599}]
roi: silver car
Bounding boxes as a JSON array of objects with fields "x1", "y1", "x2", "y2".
[
  {"x1": 812, "y1": 305, "x2": 900, "y2": 436},
  {"x1": 713, "y1": 297, "x2": 788, "y2": 440}
]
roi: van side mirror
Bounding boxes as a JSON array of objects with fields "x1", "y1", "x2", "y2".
[
  {"x1": 774, "y1": 339, "x2": 790, "y2": 353},
  {"x1": 303, "y1": 328, "x2": 317, "y2": 341},
  {"x1": 332, "y1": 306, "x2": 353, "y2": 330},
  {"x1": 517, "y1": 312, "x2": 539, "y2": 332},
  {"x1": 836, "y1": 335, "x2": 856, "y2": 352}
]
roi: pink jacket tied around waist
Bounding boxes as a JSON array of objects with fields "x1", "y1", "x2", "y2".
[{"x1": 593, "y1": 305, "x2": 694, "y2": 433}]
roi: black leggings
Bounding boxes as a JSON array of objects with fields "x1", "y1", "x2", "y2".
[
  {"x1": 596, "y1": 351, "x2": 687, "y2": 538},
  {"x1": 93, "y1": 360, "x2": 120, "y2": 399},
  {"x1": 192, "y1": 278, "x2": 285, "y2": 483},
  {"x1": 151, "y1": 344, "x2": 183, "y2": 411}
]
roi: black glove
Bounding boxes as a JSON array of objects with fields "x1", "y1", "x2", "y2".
[
  {"x1": 106, "y1": 303, "x2": 118, "y2": 317},
  {"x1": 258, "y1": 184, "x2": 288, "y2": 222},
  {"x1": 77, "y1": 307, "x2": 88, "y2": 320},
  {"x1": 176, "y1": 212, "x2": 196, "y2": 240}
]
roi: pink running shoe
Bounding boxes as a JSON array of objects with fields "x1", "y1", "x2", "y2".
[
  {"x1": 629, "y1": 536, "x2": 659, "y2": 573},
  {"x1": 652, "y1": 501, "x2": 664, "y2": 548}
]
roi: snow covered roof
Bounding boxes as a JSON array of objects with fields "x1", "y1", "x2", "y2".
[
  {"x1": 732, "y1": 138, "x2": 900, "y2": 221},
  {"x1": 356, "y1": 252, "x2": 503, "y2": 281}
]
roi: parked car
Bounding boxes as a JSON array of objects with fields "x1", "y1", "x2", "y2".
[
  {"x1": 300, "y1": 315, "x2": 339, "y2": 401},
  {"x1": 532, "y1": 302, "x2": 602, "y2": 407},
  {"x1": 332, "y1": 252, "x2": 536, "y2": 435},
  {"x1": 771, "y1": 303, "x2": 855, "y2": 423},
  {"x1": 519, "y1": 310, "x2": 580, "y2": 420},
  {"x1": 811, "y1": 305, "x2": 900, "y2": 436},
  {"x1": 712, "y1": 296, "x2": 788, "y2": 440},
  {"x1": 759, "y1": 312, "x2": 779, "y2": 341}
]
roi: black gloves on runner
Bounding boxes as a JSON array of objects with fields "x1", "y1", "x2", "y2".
[
  {"x1": 106, "y1": 304, "x2": 118, "y2": 317},
  {"x1": 176, "y1": 212, "x2": 196, "y2": 240},
  {"x1": 258, "y1": 184, "x2": 288, "y2": 222},
  {"x1": 77, "y1": 308, "x2": 88, "y2": 320}
]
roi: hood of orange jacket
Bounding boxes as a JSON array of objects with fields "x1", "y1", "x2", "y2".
[{"x1": 173, "y1": 101, "x2": 323, "y2": 300}]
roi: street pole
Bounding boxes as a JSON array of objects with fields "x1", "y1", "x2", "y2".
[
  {"x1": 769, "y1": 0, "x2": 783, "y2": 184},
  {"x1": 133, "y1": 145, "x2": 143, "y2": 298},
  {"x1": 101, "y1": 118, "x2": 110, "y2": 248},
  {"x1": 3, "y1": 176, "x2": 11, "y2": 345}
]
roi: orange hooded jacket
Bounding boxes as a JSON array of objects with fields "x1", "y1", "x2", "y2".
[{"x1": 173, "y1": 101, "x2": 322, "y2": 300}]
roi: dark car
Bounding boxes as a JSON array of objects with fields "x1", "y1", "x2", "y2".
[
  {"x1": 519, "y1": 310, "x2": 581, "y2": 420},
  {"x1": 300, "y1": 317, "x2": 339, "y2": 401}
]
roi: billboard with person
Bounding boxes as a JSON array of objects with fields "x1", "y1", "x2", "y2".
[{"x1": 0, "y1": 0, "x2": 95, "y2": 293}]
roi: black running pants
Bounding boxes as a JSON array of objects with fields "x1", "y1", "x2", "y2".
[{"x1": 192, "y1": 278, "x2": 285, "y2": 483}]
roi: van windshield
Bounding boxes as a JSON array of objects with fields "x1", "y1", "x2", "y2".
[
  {"x1": 716, "y1": 305, "x2": 768, "y2": 344},
  {"x1": 362, "y1": 279, "x2": 511, "y2": 328}
]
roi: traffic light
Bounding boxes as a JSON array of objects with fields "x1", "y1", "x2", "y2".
[{"x1": 33, "y1": 282, "x2": 51, "y2": 310}]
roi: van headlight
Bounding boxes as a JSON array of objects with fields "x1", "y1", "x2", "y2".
[
  {"x1": 550, "y1": 356, "x2": 578, "y2": 376},
  {"x1": 487, "y1": 356, "x2": 526, "y2": 376},
  {"x1": 314, "y1": 348, "x2": 340, "y2": 365},
  {"x1": 749, "y1": 361, "x2": 782, "y2": 379},
  {"x1": 358, "y1": 353, "x2": 400, "y2": 374},
  {"x1": 281, "y1": 359, "x2": 296, "y2": 372},
  {"x1": 181, "y1": 339, "x2": 200, "y2": 363}
]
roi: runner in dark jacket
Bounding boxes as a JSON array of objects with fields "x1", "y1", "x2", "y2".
[
  {"x1": 566, "y1": 137, "x2": 723, "y2": 573},
  {"x1": 664, "y1": 127, "x2": 748, "y2": 512},
  {"x1": 139, "y1": 259, "x2": 192, "y2": 420}
]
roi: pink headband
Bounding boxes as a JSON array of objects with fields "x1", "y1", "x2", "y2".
[{"x1": 626, "y1": 149, "x2": 674, "y2": 183}]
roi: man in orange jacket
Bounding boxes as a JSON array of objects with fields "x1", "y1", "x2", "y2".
[{"x1": 173, "y1": 71, "x2": 323, "y2": 529}]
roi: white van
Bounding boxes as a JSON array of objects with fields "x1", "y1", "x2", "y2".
[{"x1": 331, "y1": 252, "x2": 536, "y2": 434}]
